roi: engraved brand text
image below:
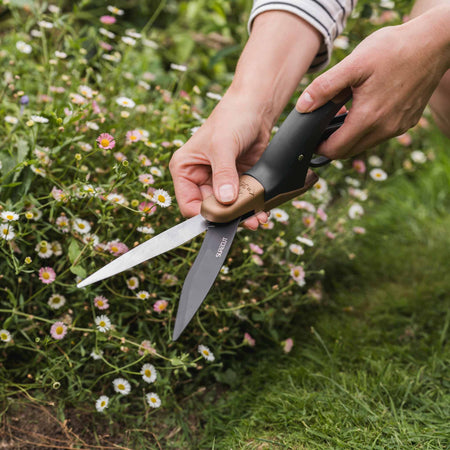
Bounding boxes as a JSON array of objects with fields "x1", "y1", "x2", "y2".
[{"x1": 215, "y1": 237, "x2": 228, "y2": 258}]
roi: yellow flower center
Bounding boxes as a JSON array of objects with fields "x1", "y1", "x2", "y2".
[
  {"x1": 130, "y1": 135, "x2": 137, "y2": 141},
  {"x1": 118, "y1": 384, "x2": 125, "y2": 390},
  {"x1": 2, "y1": 229, "x2": 8, "y2": 235},
  {"x1": 202, "y1": 350, "x2": 209, "y2": 356},
  {"x1": 145, "y1": 369, "x2": 151, "y2": 377},
  {"x1": 151, "y1": 397, "x2": 157, "y2": 403},
  {"x1": 6, "y1": 214, "x2": 13, "y2": 220},
  {"x1": 97, "y1": 300, "x2": 104, "y2": 307},
  {"x1": 43, "y1": 272, "x2": 50, "y2": 280},
  {"x1": 1, "y1": 333, "x2": 7, "y2": 340},
  {"x1": 26, "y1": 212, "x2": 34, "y2": 219},
  {"x1": 100, "y1": 138, "x2": 110, "y2": 147},
  {"x1": 157, "y1": 195, "x2": 166, "y2": 203},
  {"x1": 99, "y1": 321, "x2": 106, "y2": 327},
  {"x1": 56, "y1": 326, "x2": 64, "y2": 335},
  {"x1": 101, "y1": 401, "x2": 106, "y2": 407}
]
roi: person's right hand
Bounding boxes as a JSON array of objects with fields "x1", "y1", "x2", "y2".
[{"x1": 169, "y1": 91, "x2": 272, "y2": 230}]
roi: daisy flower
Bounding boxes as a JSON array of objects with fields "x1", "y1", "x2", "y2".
[
  {"x1": 411, "y1": 150, "x2": 427, "y2": 164},
  {"x1": 149, "y1": 167, "x2": 162, "y2": 177},
  {"x1": 90, "y1": 349, "x2": 104, "y2": 360},
  {"x1": 136, "y1": 290, "x2": 149, "y2": 300},
  {"x1": 56, "y1": 215, "x2": 70, "y2": 232},
  {"x1": 138, "y1": 340, "x2": 156, "y2": 356},
  {"x1": 198, "y1": 344, "x2": 215, "y2": 362},
  {"x1": 100, "y1": 15, "x2": 116, "y2": 24},
  {"x1": 292, "y1": 200, "x2": 315, "y2": 212},
  {"x1": 136, "y1": 225, "x2": 155, "y2": 234},
  {"x1": 0, "y1": 329, "x2": 12, "y2": 343},
  {"x1": 113, "y1": 378, "x2": 131, "y2": 395},
  {"x1": 146, "y1": 392, "x2": 161, "y2": 408},
  {"x1": 30, "y1": 165, "x2": 47, "y2": 177},
  {"x1": 16, "y1": 41, "x2": 32, "y2": 54},
  {"x1": 244, "y1": 333, "x2": 256, "y2": 347},
  {"x1": 289, "y1": 244, "x2": 304, "y2": 256},
  {"x1": 4, "y1": 115, "x2": 19, "y2": 124},
  {"x1": 99, "y1": 27, "x2": 116, "y2": 39},
  {"x1": 170, "y1": 63, "x2": 187, "y2": 72},
  {"x1": 107, "y1": 5, "x2": 124, "y2": 15},
  {"x1": 153, "y1": 189, "x2": 171, "y2": 208},
  {"x1": 282, "y1": 338, "x2": 294, "y2": 353},
  {"x1": 249, "y1": 243, "x2": 263, "y2": 255},
  {"x1": 153, "y1": 300, "x2": 168, "y2": 313},
  {"x1": 368, "y1": 155, "x2": 383, "y2": 167},
  {"x1": 316, "y1": 207, "x2": 327, "y2": 221},
  {"x1": 121, "y1": 36, "x2": 136, "y2": 46},
  {"x1": 116, "y1": 96, "x2": 135, "y2": 108},
  {"x1": 126, "y1": 130, "x2": 141, "y2": 143},
  {"x1": 1, "y1": 211, "x2": 19, "y2": 221},
  {"x1": 78, "y1": 85, "x2": 94, "y2": 99},
  {"x1": 348, "y1": 203, "x2": 364, "y2": 220},
  {"x1": 50, "y1": 321, "x2": 68, "y2": 340},
  {"x1": 369, "y1": 168, "x2": 388, "y2": 181},
  {"x1": 48, "y1": 294, "x2": 66, "y2": 310},
  {"x1": 302, "y1": 215, "x2": 316, "y2": 228},
  {"x1": 352, "y1": 159, "x2": 366, "y2": 174},
  {"x1": 296, "y1": 236, "x2": 314, "y2": 247},
  {"x1": 95, "y1": 315, "x2": 111, "y2": 333},
  {"x1": 35, "y1": 241, "x2": 53, "y2": 258},
  {"x1": 96, "y1": 133, "x2": 115, "y2": 150},
  {"x1": 271, "y1": 208, "x2": 289, "y2": 223},
  {"x1": 312, "y1": 178, "x2": 328, "y2": 195},
  {"x1": 126, "y1": 276, "x2": 139, "y2": 290},
  {"x1": 140, "y1": 363, "x2": 157, "y2": 383},
  {"x1": 260, "y1": 220, "x2": 274, "y2": 230},
  {"x1": 0, "y1": 223, "x2": 15, "y2": 241},
  {"x1": 107, "y1": 241, "x2": 128, "y2": 256},
  {"x1": 82, "y1": 233, "x2": 100, "y2": 247},
  {"x1": 72, "y1": 218, "x2": 91, "y2": 234},
  {"x1": 138, "y1": 174, "x2": 155, "y2": 186},
  {"x1": 30, "y1": 115, "x2": 49, "y2": 123},
  {"x1": 206, "y1": 92, "x2": 222, "y2": 101},
  {"x1": 105, "y1": 193, "x2": 126, "y2": 205},
  {"x1": 39, "y1": 267, "x2": 56, "y2": 284},
  {"x1": 94, "y1": 295, "x2": 109, "y2": 310},
  {"x1": 95, "y1": 395, "x2": 109, "y2": 412},
  {"x1": 290, "y1": 266, "x2": 306, "y2": 286}
]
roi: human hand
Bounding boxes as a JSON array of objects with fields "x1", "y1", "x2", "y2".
[
  {"x1": 296, "y1": 6, "x2": 450, "y2": 159},
  {"x1": 169, "y1": 92, "x2": 272, "y2": 230}
]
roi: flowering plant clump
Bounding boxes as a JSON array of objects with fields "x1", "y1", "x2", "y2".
[{"x1": 0, "y1": 1, "x2": 435, "y2": 419}]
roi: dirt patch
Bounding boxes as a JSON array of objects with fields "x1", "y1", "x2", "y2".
[{"x1": 0, "y1": 398, "x2": 133, "y2": 449}]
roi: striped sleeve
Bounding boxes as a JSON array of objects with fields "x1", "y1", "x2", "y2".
[{"x1": 248, "y1": 0, "x2": 356, "y2": 72}]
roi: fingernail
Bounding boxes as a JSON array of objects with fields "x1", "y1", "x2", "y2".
[
  {"x1": 298, "y1": 91, "x2": 314, "y2": 112},
  {"x1": 219, "y1": 184, "x2": 235, "y2": 203}
]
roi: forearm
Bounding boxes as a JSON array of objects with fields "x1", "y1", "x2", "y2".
[
  {"x1": 410, "y1": 1, "x2": 450, "y2": 67},
  {"x1": 226, "y1": 11, "x2": 322, "y2": 126}
]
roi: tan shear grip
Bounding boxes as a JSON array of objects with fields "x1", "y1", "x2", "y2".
[{"x1": 201, "y1": 170, "x2": 319, "y2": 223}]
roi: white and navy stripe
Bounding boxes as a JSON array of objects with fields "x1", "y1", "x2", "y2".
[{"x1": 248, "y1": 0, "x2": 356, "y2": 72}]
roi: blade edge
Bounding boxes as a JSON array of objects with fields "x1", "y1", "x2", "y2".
[{"x1": 77, "y1": 215, "x2": 208, "y2": 288}]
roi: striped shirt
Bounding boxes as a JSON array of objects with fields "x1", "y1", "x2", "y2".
[{"x1": 248, "y1": 0, "x2": 356, "y2": 72}]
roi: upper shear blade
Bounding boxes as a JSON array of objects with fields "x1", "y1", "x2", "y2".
[{"x1": 77, "y1": 215, "x2": 208, "y2": 288}]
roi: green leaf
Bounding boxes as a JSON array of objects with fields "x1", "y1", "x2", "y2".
[
  {"x1": 68, "y1": 239, "x2": 81, "y2": 264},
  {"x1": 70, "y1": 264, "x2": 86, "y2": 279}
]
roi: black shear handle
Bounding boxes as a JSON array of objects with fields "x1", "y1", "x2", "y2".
[{"x1": 245, "y1": 90, "x2": 350, "y2": 202}]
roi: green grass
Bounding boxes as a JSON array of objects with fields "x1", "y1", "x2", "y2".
[{"x1": 194, "y1": 133, "x2": 450, "y2": 449}]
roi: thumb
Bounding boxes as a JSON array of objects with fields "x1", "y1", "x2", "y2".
[
  {"x1": 296, "y1": 59, "x2": 359, "y2": 113},
  {"x1": 210, "y1": 146, "x2": 240, "y2": 205}
]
